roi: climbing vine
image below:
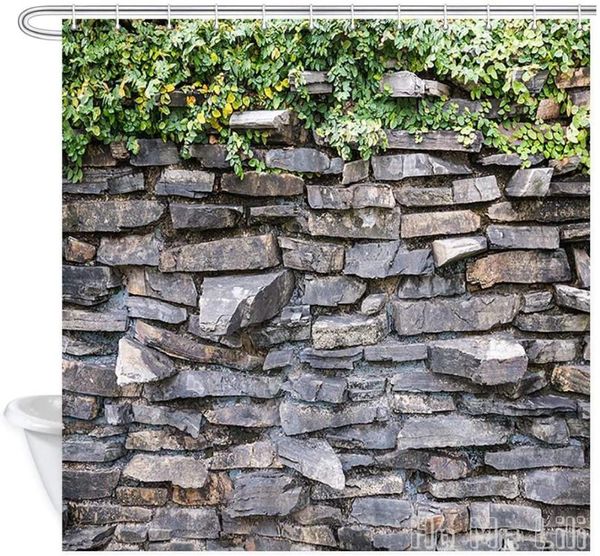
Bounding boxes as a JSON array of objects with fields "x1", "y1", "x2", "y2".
[{"x1": 63, "y1": 18, "x2": 589, "y2": 181}]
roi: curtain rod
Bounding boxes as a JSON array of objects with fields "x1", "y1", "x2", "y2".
[{"x1": 19, "y1": 4, "x2": 596, "y2": 41}]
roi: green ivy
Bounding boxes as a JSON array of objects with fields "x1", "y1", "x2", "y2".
[{"x1": 63, "y1": 18, "x2": 589, "y2": 181}]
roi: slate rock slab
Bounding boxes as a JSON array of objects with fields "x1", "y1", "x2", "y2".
[
  {"x1": 505, "y1": 168, "x2": 554, "y2": 197},
  {"x1": 554, "y1": 284, "x2": 590, "y2": 312},
  {"x1": 130, "y1": 139, "x2": 180, "y2": 166},
  {"x1": 485, "y1": 444, "x2": 585, "y2": 470},
  {"x1": 221, "y1": 172, "x2": 304, "y2": 196},
  {"x1": 307, "y1": 184, "x2": 395, "y2": 209},
  {"x1": 401, "y1": 210, "x2": 480, "y2": 238},
  {"x1": 198, "y1": 269, "x2": 294, "y2": 336},
  {"x1": 432, "y1": 236, "x2": 487, "y2": 267},
  {"x1": 469, "y1": 503, "x2": 542, "y2": 532},
  {"x1": 97, "y1": 233, "x2": 162, "y2": 266},
  {"x1": 170, "y1": 204, "x2": 243, "y2": 230},
  {"x1": 312, "y1": 313, "x2": 388, "y2": 349},
  {"x1": 159, "y1": 233, "x2": 280, "y2": 272},
  {"x1": 115, "y1": 337, "x2": 176, "y2": 386},
  {"x1": 429, "y1": 337, "x2": 528, "y2": 385},
  {"x1": 125, "y1": 267, "x2": 197, "y2": 306},
  {"x1": 155, "y1": 168, "x2": 214, "y2": 198},
  {"x1": 279, "y1": 236, "x2": 344, "y2": 273},
  {"x1": 307, "y1": 208, "x2": 401, "y2": 240},
  {"x1": 302, "y1": 275, "x2": 366, "y2": 306},
  {"x1": 123, "y1": 454, "x2": 209, "y2": 488},
  {"x1": 344, "y1": 241, "x2": 433, "y2": 278},
  {"x1": 63, "y1": 265, "x2": 121, "y2": 306},
  {"x1": 63, "y1": 200, "x2": 164, "y2": 232},
  {"x1": 63, "y1": 468, "x2": 121, "y2": 500},
  {"x1": 372, "y1": 153, "x2": 471, "y2": 181},
  {"x1": 487, "y1": 225, "x2": 560, "y2": 250},
  {"x1": 521, "y1": 469, "x2": 589, "y2": 505},
  {"x1": 150, "y1": 507, "x2": 220, "y2": 539},
  {"x1": 350, "y1": 497, "x2": 412, "y2": 528},
  {"x1": 428, "y1": 476, "x2": 518, "y2": 499}
]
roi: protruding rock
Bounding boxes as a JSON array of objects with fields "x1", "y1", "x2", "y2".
[
  {"x1": 554, "y1": 284, "x2": 590, "y2": 312},
  {"x1": 551, "y1": 364, "x2": 590, "y2": 395},
  {"x1": 127, "y1": 296, "x2": 187, "y2": 324},
  {"x1": 391, "y1": 393, "x2": 456, "y2": 413},
  {"x1": 279, "y1": 237, "x2": 344, "y2": 274},
  {"x1": 221, "y1": 172, "x2": 304, "y2": 196},
  {"x1": 360, "y1": 294, "x2": 387, "y2": 315},
  {"x1": 392, "y1": 294, "x2": 520, "y2": 335},
  {"x1": 397, "y1": 415, "x2": 512, "y2": 449},
  {"x1": 467, "y1": 249, "x2": 571, "y2": 288},
  {"x1": 63, "y1": 307, "x2": 128, "y2": 332},
  {"x1": 125, "y1": 267, "x2": 197, "y2": 306},
  {"x1": 307, "y1": 184, "x2": 395, "y2": 209},
  {"x1": 429, "y1": 337, "x2": 527, "y2": 385},
  {"x1": 307, "y1": 208, "x2": 401, "y2": 240},
  {"x1": 452, "y1": 176, "x2": 501, "y2": 203},
  {"x1": 505, "y1": 168, "x2": 553, "y2": 197},
  {"x1": 521, "y1": 469, "x2": 589, "y2": 505},
  {"x1": 97, "y1": 233, "x2": 162, "y2": 266},
  {"x1": 386, "y1": 130, "x2": 483, "y2": 153},
  {"x1": 64, "y1": 237, "x2": 97, "y2": 263},
  {"x1": 364, "y1": 341, "x2": 427, "y2": 363},
  {"x1": 432, "y1": 236, "x2": 487, "y2": 267},
  {"x1": 312, "y1": 313, "x2": 388, "y2": 349},
  {"x1": 381, "y1": 71, "x2": 448, "y2": 97},
  {"x1": 522, "y1": 339, "x2": 579, "y2": 364},
  {"x1": 205, "y1": 399, "x2": 280, "y2": 428},
  {"x1": 401, "y1": 210, "x2": 480, "y2": 238},
  {"x1": 123, "y1": 454, "x2": 208, "y2": 488},
  {"x1": 210, "y1": 440, "x2": 279, "y2": 470},
  {"x1": 514, "y1": 311, "x2": 589, "y2": 333},
  {"x1": 155, "y1": 168, "x2": 214, "y2": 198},
  {"x1": 63, "y1": 200, "x2": 164, "y2": 232},
  {"x1": 250, "y1": 304, "x2": 311, "y2": 348},
  {"x1": 344, "y1": 241, "x2": 433, "y2": 278},
  {"x1": 170, "y1": 204, "x2": 243, "y2": 230},
  {"x1": 487, "y1": 225, "x2": 560, "y2": 249},
  {"x1": 198, "y1": 269, "x2": 294, "y2": 336},
  {"x1": 372, "y1": 153, "x2": 471, "y2": 181},
  {"x1": 115, "y1": 337, "x2": 176, "y2": 386},
  {"x1": 342, "y1": 159, "x2": 369, "y2": 184},
  {"x1": 63, "y1": 436, "x2": 126, "y2": 463},
  {"x1": 63, "y1": 266, "x2": 121, "y2": 306},
  {"x1": 160, "y1": 233, "x2": 280, "y2": 273},
  {"x1": 275, "y1": 436, "x2": 345, "y2": 489}
]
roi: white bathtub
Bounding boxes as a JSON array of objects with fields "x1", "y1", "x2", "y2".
[{"x1": 4, "y1": 395, "x2": 62, "y2": 512}]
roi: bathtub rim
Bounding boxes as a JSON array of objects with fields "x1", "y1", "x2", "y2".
[{"x1": 4, "y1": 395, "x2": 62, "y2": 435}]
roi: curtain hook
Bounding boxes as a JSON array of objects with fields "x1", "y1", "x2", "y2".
[
  {"x1": 486, "y1": 5, "x2": 491, "y2": 29},
  {"x1": 443, "y1": 4, "x2": 448, "y2": 30},
  {"x1": 214, "y1": 4, "x2": 219, "y2": 30},
  {"x1": 309, "y1": 4, "x2": 314, "y2": 29},
  {"x1": 532, "y1": 4, "x2": 537, "y2": 28},
  {"x1": 167, "y1": 4, "x2": 172, "y2": 29},
  {"x1": 115, "y1": 4, "x2": 120, "y2": 30},
  {"x1": 71, "y1": 4, "x2": 76, "y2": 30},
  {"x1": 397, "y1": 4, "x2": 401, "y2": 28},
  {"x1": 350, "y1": 5, "x2": 355, "y2": 30},
  {"x1": 577, "y1": 4, "x2": 582, "y2": 30},
  {"x1": 262, "y1": 4, "x2": 267, "y2": 29}
]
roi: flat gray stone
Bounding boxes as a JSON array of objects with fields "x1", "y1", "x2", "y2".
[
  {"x1": 265, "y1": 148, "x2": 337, "y2": 173},
  {"x1": 326, "y1": 424, "x2": 399, "y2": 450},
  {"x1": 549, "y1": 180, "x2": 590, "y2": 197},
  {"x1": 429, "y1": 337, "x2": 528, "y2": 385},
  {"x1": 198, "y1": 269, "x2": 294, "y2": 336},
  {"x1": 521, "y1": 469, "x2": 589, "y2": 505},
  {"x1": 485, "y1": 444, "x2": 585, "y2": 470},
  {"x1": 144, "y1": 369, "x2": 282, "y2": 401},
  {"x1": 63, "y1": 307, "x2": 128, "y2": 332},
  {"x1": 125, "y1": 268, "x2": 197, "y2": 306},
  {"x1": 514, "y1": 311, "x2": 589, "y2": 333},
  {"x1": 170, "y1": 204, "x2": 243, "y2": 230},
  {"x1": 127, "y1": 296, "x2": 187, "y2": 324},
  {"x1": 522, "y1": 339, "x2": 579, "y2": 364},
  {"x1": 62, "y1": 525, "x2": 116, "y2": 551},
  {"x1": 229, "y1": 109, "x2": 292, "y2": 129},
  {"x1": 63, "y1": 358, "x2": 138, "y2": 397},
  {"x1": 205, "y1": 399, "x2": 280, "y2": 428},
  {"x1": 280, "y1": 399, "x2": 387, "y2": 435},
  {"x1": 350, "y1": 497, "x2": 412, "y2": 528},
  {"x1": 150, "y1": 507, "x2": 220, "y2": 539},
  {"x1": 561, "y1": 222, "x2": 590, "y2": 242},
  {"x1": 155, "y1": 168, "x2": 214, "y2": 198},
  {"x1": 364, "y1": 341, "x2": 428, "y2": 363},
  {"x1": 429, "y1": 476, "x2": 518, "y2": 499},
  {"x1": 360, "y1": 293, "x2": 387, "y2": 315},
  {"x1": 394, "y1": 186, "x2": 454, "y2": 207},
  {"x1": 467, "y1": 249, "x2": 571, "y2": 288},
  {"x1": 381, "y1": 71, "x2": 449, "y2": 98},
  {"x1": 263, "y1": 348, "x2": 294, "y2": 370},
  {"x1": 391, "y1": 392, "x2": 456, "y2": 413},
  {"x1": 63, "y1": 468, "x2": 121, "y2": 500},
  {"x1": 344, "y1": 241, "x2": 433, "y2": 278},
  {"x1": 307, "y1": 208, "x2": 401, "y2": 240},
  {"x1": 250, "y1": 304, "x2": 311, "y2": 348},
  {"x1": 397, "y1": 271, "x2": 465, "y2": 299},
  {"x1": 123, "y1": 454, "x2": 208, "y2": 488},
  {"x1": 97, "y1": 232, "x2": 162, "y2": 266},
  {"x1": 279, "y1": 236, "x2": 344, "y2": 274},
  {"x1": 115, "y1": 337, "x2": 176, "y2": 386},
  {"x1": 401, "y1": 210, "x2": 480, "y2": 238},
  {"x1": 554, "y1": 284, "x2": 590, "y2": 312},
  {"x1": 432, "y1": 236, "x2": 487, "y2": 267},
  {"x1": 487, "y1": 224, "x2": 560, "y2": 249},
  {"x1": 210, "y1": 440, "x2": 279, "y2": 470},
  {"x1": 275, "y1": 436, "x2": 345, "y2": 489},
  {"x1": 452, "y1": 176, "x2": 501, "y2": 203},
  {"x1": 130, "y1": 139, "x2": 180, "y2": 166},
  {"x1": 299, "y1": 346, "x2": 362, "y2": 370},
  {"x1": 63, "y1": 436, "x2": 126, "y2": 463},
  {"x1": 63, "y1": 265, "x2": 121, "y2": 306},
  {"x1": 221, "y1": 171, "x2": 304, "y2": 196},
  {"x1": 487, "y1": 199, "x2": 589, "y2": 223},
  {"x1": 372, "y1": 153, "x2": 471, "y2": 181},
  {"x1": 518, "y1": 417, "x2": 570, "y2": 445},
  {"x1": 159, "y1": 233, "x2": 280, "y2": 272},
  {"x1": 392, "y1": 294, "x2": 520, "y2": 335},
  {"x1": 64, "y1": 167, "x2": 144, "y2": 195},
  {"x1": 342, "y1": 159, "x2": 370, "y2": 184},
  {"x1": 313, "y1": 472, "x2": 404, "y2": 501},
  {"x1": 189, "y1": 144, "x2": 230, "y2": 169},
  {"x1": 307, "y1": 184, "x2": 395, "y2": 209},
  {"x1": 460, "y1": 394, "x2": 578, "y2": 417},
  {"x1": 284, "y1": 370, "x2": 347, "y2": 403},
  {"x1": 397, "y1": 415, "x2": 512, "y2": 449},
  {"x1": 63, "y1": 200, "x2": 164, "y2": 232},
  {"x1": 312, "y1": 313, "x2": 388, "y2": 349},
  {"x1": 302, "y1": 275, "x2": 366, "y2": 306},
  {"x1": 505, "y1": 168, "x2": 553, "y2": 197},
  {"x1": 132, "y1": 404, "x2": 204, "y2": 438},
  {"x1": 470, "y1": 503, "x2": 542, "y2": 532}
]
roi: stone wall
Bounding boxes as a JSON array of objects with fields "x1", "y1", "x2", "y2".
[{"x1": 62, "y1": 70, "x2": 590, "y2": 551}]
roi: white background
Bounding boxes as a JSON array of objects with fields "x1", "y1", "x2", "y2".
[{"x1": 0, "y1": 0, "x2": 597, "y2": 554}]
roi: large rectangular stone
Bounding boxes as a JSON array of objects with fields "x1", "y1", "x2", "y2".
[
  {"x1": 392, "y1": 294, "x2": 520, "y2": 335},
  {"x1": 307, "y1": 208, "x2": 401, "y2": 239},
  {"x1": 514, "y1": 312, "x2": 589, "y2": 333},
  {"x1": 63, "y1": 200, "x2": 164, "y2": 232},
  {"x1": 63, "y1": 308, "x2": 128, "y2": 332},
  {"x1": 169, "y1": 204, "x2": 243, "y2": 230},
  {"x1": 125, "y1": 268, "x2": 197, "y2": 306},
  {"x1": 130, "y1": 139, "x2": 180, "y2": 166},
  {"x1": 302, "y1": 275, "x2": 366, "y2": 306},
  {"x1": 394, "y1": 186, "x2": 454, "y2": 207},
  {"x1": 312, "y1": 313, "x2": 388, "y2": 349},
  {"x1": 97, "y1": 233, "x2": 162, "y2": 266},
  {"x1": 521, "y1": 470, "x2": 589, "y2": 505},
  {"x1": 63, "y1": 266, "x2": 121, "y2": 306},
  {"x1": 159, "y1": 233, "x2": 280, "y2": 272},
  {"x1": 350, "y1": 497, "x2": 412, "y2": 528},
  {"x1": 221, "y1": 172, "x2": 304, "y2": 196},
  {"x1": 485, "y1": 444, "x2": 585, "y2": 470},
  {"x1": 452, "y1": 176, "x2": 501, "y2": 203},
  {"x1": 150, "y1": 507, "x2": 220, "y2": 539},
  {"x1": 63, "y1": 468, "x2": 121, "y2": 500},
  {"x1": 429, "y1": 476, "x2": 518, "y2": 499},
  {"x1": 63, "y1": 168, "x2": 144, "y2": 195},
  {"x1": 397, "y1": 415, "x2": 512, "y2": 449},
  {"x1": 470, "y1": 503, "x2": 542, "y2": 532},
  {"x1": 155, "y1": 168, "x2": 214, "y2": 198},
  {"x1": 487, "y1": 225, "x2": 560, "y2": 249},
  {"x1": 385, "y1": 130, "x2": 483, "y2": 152},
  {"x1": 372, "y1": 153, "x2": 471, "y2": 181},
  {"x1": 344, "y1": 241, "x2": 433, "y2": 278},
  {"x1": 401, "y1": 210, "x2": 480, "y2": 238},
  {"x1": 396, "y1": 271, "x2": 465, "y2": 299},
  {"x1": 487, "y1": 199, "x2": 589, "y2": 223},
  {"x1": 467, "y1": 250, "x2": 571, "y2": 288},
  {"x1": 279, "y1": 237, "x2": 344, "y2": 274},
  {"x1": 505, "y1": 168, "x2": 553, "y2": 197},
  {"x1": 307, "y1": 184, "x2": 395, "y2": 209}
]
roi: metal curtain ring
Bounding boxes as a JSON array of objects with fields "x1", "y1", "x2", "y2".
[
  {"x1": 486, "y1": 5, "x2": 491, "y2": 29},
  {"x1": 115, "y1": 4, "x2": 120, "y2": 30},
  {"x1": 167, "y1": 4, "x2": 171, "y2": 29},
  {"x1": 532, "y1": 4, "x2": 537, "y2": 27},
  {"x1": 443, "y1": 5, "x2": 448, "y2": 30},
  {"x1": 71, "y1": 4, "x2": 76, "y2": 30},
  {"x1": 262, "y1": 4, "x2": 267, "y2": 29},
  {"x1": 350, "y1": 4, "x2": 355, "y2": 29},
  {"x1": 214, "y1": 4, "x2": 219, "y2": 29},
  {"x1": 309, "y1": 4, "x2": 314, "y2": 29},
  {"x1": 397, "y1": 4, "x2": 401, "y2": 28}
]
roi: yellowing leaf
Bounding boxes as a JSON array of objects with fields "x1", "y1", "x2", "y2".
[
  {"x1": 210, "y1": 52, "x2": 219, "y2": 64},
  {"x1": 185, "y1": 95, "x2": 197, "y2": 106},
  {"x1": 226, "y1": 92, "x2": 236, "y2": 104},
  {"x1": 212, "y1": 108, "x2": 222, "y2": 118},
  {"x1": 264, "y1": 87, "x2": 274, "y2": 99},
  {"x1": 196, "y1": 112, "x2": 206, "y2": 124},
  {"x1": 223, "y1": 103, "x2": 233, "y2": 117}
]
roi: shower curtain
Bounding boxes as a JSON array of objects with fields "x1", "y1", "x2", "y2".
[{"x1": 62, "y1": 17, "x2": 590, "y2": 551}]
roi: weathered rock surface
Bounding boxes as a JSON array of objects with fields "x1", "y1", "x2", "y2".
[
  {"x1": 198, "y1": 270, "x2": 294, "y2": 336},
  {"x1": 307, "y1": 184, "x2": 395, "y2": 209},
  {"x1": 397, "y1": 415, "x2": 512, "y2": 449},
  {"x1": 97, "y1": 232, "x2": 162, "y2": 266},
  {"x1": 155, "y1": 168, "x2": 214, "y2": 198},
  {"x1": 302, "y1": 275, "x2": 365, "y2": 306},
  {"x1": 551, "y1": 364, "x2": 590, "y2": 395},
  {"x1": 63, "y1": 358, "x2": 139, "y2": 397},
  {"x1": 386, "y1": 129, "x2": 483, "y2": 152},
  {"x1": 221, "y1": 172, "x2": 304, "y2": 196},
  {"x1": 127, "y1": 296, "x2": 187, "y2": 324},
  {"x1": 392, "y1": 294, "x2": 520, "y2": 335},
  {"x1": 123, "y1": 454, "x2": 208, "y2": 488},
  {"x1": 210, "y1": 440, "x2": 279, "y2": 470},
  {"x1": 130, "y1": 139, "x2": 180, "y2": 166},
  {"x1": 307, "y1": 208, "x2": 401, "y2": 240},
  {"x1": 326, "y1": 424, "x2": 399, "y2": 450},
  {"x1": 429, "y1": 476, "x2": 519, "y2": 499},
  {"x1": 521, "y1": 469, "x2": 589, "y2": 505},
  {"x1": 364, "y1": 341, "x2": 427, "y2": 363},
  {"x1": 63, "y1": 200, "x2": 165, "y2": 233},
  {"x1": 144, "y1": 369, "x2": 282, "y2": 401},
  {"x1": 170, "y1": 204, "x2": 243, "y2": 230},
  {"x1": 397, "y1": 271, "x2": 465, "y2": 299},
  {"x1": 554, "y1": 284, "x2": 590, "y2": 312},
  {"x1": 485, "y1": 444, "x2": 585, "y2": 470},
  {"x1": 452, "y1": 176, "x2": 501, "y2": 203},
  {"x1": 522, "y1": 339, "x2": 579, "y2": 364},
  {"x1": 150, "y1": 507, "x2": 220, "y2": 539},
  {"x1": 284, "y1": 370, "x2": 347, "y2": 402},
  {"x1": 342, "y1": 159, "x2": 369, "y2": 184},
  {"x1": 487, "y1": 199, "x2": 589, "y2": 223},
  {"x1": 63, "y1": 265, "x2": 121, "y2": 305},
  {"x1": 115, "y1": 337, "x2": 176, "y2": 385},
  {"x1": 470, "y1": 503, "x2": 542, "y2": 532},
  {"x1": 432, "y1": 236, "x2": 487, "y2": 267},
  {"x1": 505, "y1": 168, "x2": 554, "y2": 197},
  {"x1": 64, "y1": 468, "x2": 121, "y2": 500},
  {"x1": 429, "y1": 337, "x2": 528, "y2": 385},
  {"x1": 265, "y1": 148, "x2": 339, "y2": 173},
  {"x1": 250, "y1": 304, "x2": 312, "y2": 348},
  {"x1": 395, "y1": 186, "x2": 453, "y2": 207},
  {"x1": 372, "y1": 153, "x2": 471, "y2": 181},
  {"x1": 299, "y1": 346, "x2": 361, "y2": 370},
  {"x1": 487, "y1": 225, "x2": 560, "y2": 249},
  {"x1": 312, "y1": 313, "x2": 388, "y2": 349},
  {"x1": 63, "y1": 436, "x2": 126, "y2": 463},
  {"x1": 350, "y1": 497, "x2": 412, "y2": 528},
  {"x1": 204, "y1": 399, "x2": 281, "y2": 428},
  {"x1": 401, "y1": 210, "x2": 480, "y2": 238},
  {"x1": 64, "y1": 236, "x2": 96, "y2": 263},
  {"x1": 467, "y1": 249, "x2": 571, "y2": 288},
  {"x1": 275, "y1": 436, "x2": 345, "y2": 489},
  {"x1": 514, "y1": 311, "x2": 589, "y2": 333},
  {"x1": 279, "y1": 237, "x2": 344, "y2": 273},
  {"x1": 344, "y1": 241, "x2": 433, "y2": 278},
  {"x1": 391, "y1": 392, "x2": 456, "y2": 413},
  {"x1": 381, "y1": 71, "x2": 449, "y2": 97},
  {"x1": 125, "y1": 267, "x2": 197, "y2": 306}
]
